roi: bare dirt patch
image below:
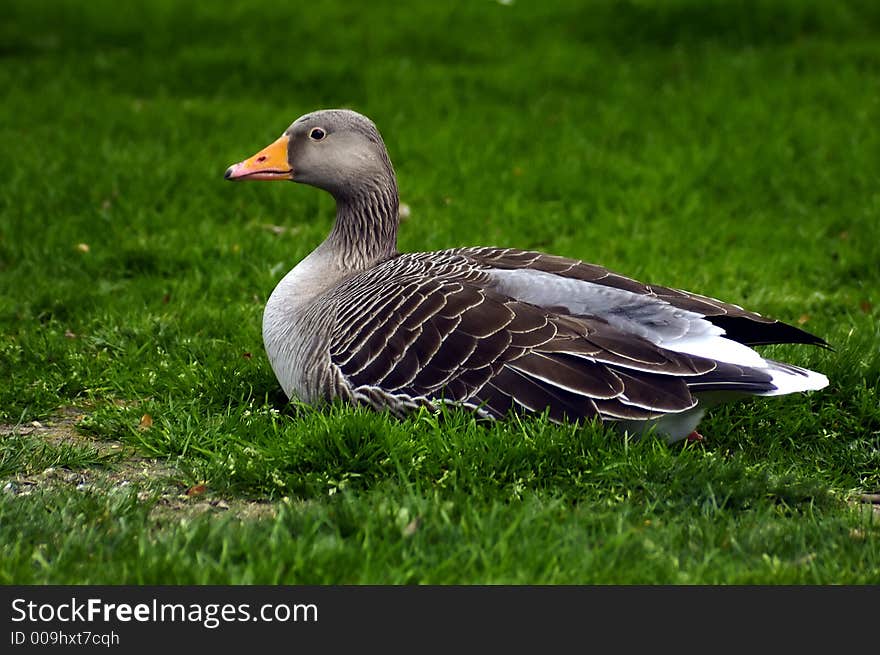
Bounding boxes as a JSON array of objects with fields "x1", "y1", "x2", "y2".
[{"x1": 1, "y1": 407, "x2": 277, "y2": 522}]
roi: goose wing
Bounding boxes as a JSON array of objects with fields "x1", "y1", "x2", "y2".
[
  {"x1": 324, "y1": 253, "x2": 776, "y2": 423},
  {"x1": 449, "y1": 246, "x2": 828, "y2": 348}
]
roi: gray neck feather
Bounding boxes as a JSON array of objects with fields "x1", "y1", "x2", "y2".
[{"x1": 326, "y1": 173, "x2": 399, "y2": 270}]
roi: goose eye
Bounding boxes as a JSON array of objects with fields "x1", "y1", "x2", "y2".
[{"x1": 309, "y1": 127, "x2": 326, "y2": 141}]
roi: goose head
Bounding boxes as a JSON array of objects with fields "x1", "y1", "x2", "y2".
[{"x1": 224, "y1": 109, "x2": 396, "y2": 200}]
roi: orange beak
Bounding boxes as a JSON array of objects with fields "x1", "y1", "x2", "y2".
[{"x1": 224, "y1": 134, "x2": 293, "y2": 181}]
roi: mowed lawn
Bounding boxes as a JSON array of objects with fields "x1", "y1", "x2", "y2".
[{"x1": 1, "y1": 0, "x2": 879, "y2": 584}]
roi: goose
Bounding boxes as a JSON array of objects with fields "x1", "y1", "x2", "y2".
[{"x1": 224, "y1": 109, "x2": 828, "y2": 443}]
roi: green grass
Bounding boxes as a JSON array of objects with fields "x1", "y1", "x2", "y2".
[{"x1": 1, "y1": 0, "x2": 879, "y2": 584}]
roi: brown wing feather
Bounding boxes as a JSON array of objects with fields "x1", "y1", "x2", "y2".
[
  {"x1": 329, "y1": 267, "x2": 731, "y2": 423},
  {"x1": 451, "y1": 246, "x2": 828, "y2": 348}
]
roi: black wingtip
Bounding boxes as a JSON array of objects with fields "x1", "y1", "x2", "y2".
[{"x1": 709, "y1": 315, "x2": 832, "y2": 349}]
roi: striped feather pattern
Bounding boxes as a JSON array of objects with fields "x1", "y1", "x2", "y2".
[{"x1": 322, "y1": 249, "x2": 787, "y2": 426}]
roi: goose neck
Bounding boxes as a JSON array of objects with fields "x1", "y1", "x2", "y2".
[{"x1": 327, "y1": 180, "x2": 400, "y2": 268}]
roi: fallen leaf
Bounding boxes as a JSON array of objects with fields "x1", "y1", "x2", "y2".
[
  {"x1": 402, "y1": 517, "x2": 421, "y2": 537},
  {"x1": 794, "y1": 552, "x2": 816, "y2": 566},
  {"x1": 242, "y1": 352, "x2": 252, "y2": 359},
  {"x1": 797, "y1": 314, "x2": 810, "y2": 325},
  {"x1": 138, "y1": 414, "x2": 153, "y2": 430},
  {"x1": 75, "y1": 243, "x2": 90, "y2": 253},
  {"x1": 186, "y1": 483, "x2": 207, "y2": 497}
]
